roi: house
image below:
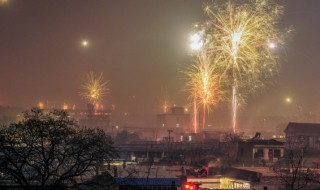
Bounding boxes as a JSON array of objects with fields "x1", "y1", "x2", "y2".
[
  {"x1": 285, "y1": 122, "x2": 320, "y2": 151},
  {"x1": 237, "y1": 139, "x2": 284, "y2": 165}
]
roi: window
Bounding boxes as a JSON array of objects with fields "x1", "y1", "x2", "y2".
[
  {"x1": 256, "y1": 149, "x2": 263, "y2": 157},
  {"x1": 274, "y1": 149, "x2": 281, "y2": 158}
]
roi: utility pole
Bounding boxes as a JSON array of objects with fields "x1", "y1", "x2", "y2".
[{"x1": 168, "y1": 130, "x2": 173, "y2": 143}]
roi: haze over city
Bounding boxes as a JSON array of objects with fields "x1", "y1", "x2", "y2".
[
  {"x1": 2, "y1": 1, "x2": 320, "y2": 189},
  {"x1": 0, "y1": 0, "x2": 320, "y2": 128}
]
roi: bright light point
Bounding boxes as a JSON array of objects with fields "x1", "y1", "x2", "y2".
[
  {"x1": 232, "y1": 32, "x2": 241, "y2": 43},
  {"x1": 231, "y1": 32, "x2": 242, "y2": 57},
  {"x1": 81, "y1": 40, "x2": 89, "y2": 47},
  {"x1": 285, "y1": 97, "x2": 291, "y2": 103},
  {"x1": 63, "y1": 104, "x2": 68, "y2": 110},
  {"x1": 38, "y1": 102, "x2": 44, "y2": 109},
  {"x1": 268, "y1": 42, "x2": 276, "y2": 49},
  {"x1": 190, "y1": 32, "x2": 203, "y2": 50},
  {"x1": 190, "y1": 33, "x2": 201, "y2": 42},
  {"x1": 190, "y1": 42, "x2": 203, "y2": 50}
]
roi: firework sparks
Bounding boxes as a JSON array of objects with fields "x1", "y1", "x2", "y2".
[
  {"x1": 80, "y1": 72, "x2": 109, "y2": 104},
  {"x1": 185, "y1": 51, "x2": 224, "y2": 131},
  {"x1": 160, "y1": 88, "x2": 171, "y2": 113},
  {"x1": 162, "y1": 100, "x2": 170, "y2": 113},
  {"x1": 203, "y1": 0, "x2": 284, "y2": 132}
]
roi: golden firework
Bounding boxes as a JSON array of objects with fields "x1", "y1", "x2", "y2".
[
  {"x1": 186, "y1": 54, "x2": 222, "y2": 110},
  {"x1": 203, "y1": 0, "x2": 284, "y2": 132},
  {"x1": 184, "y1": 51, "x2": 225, "y2": 130},
  {"x1": 204, "y1": 0, "x2": 283, "y2": 102},
  {"x1": 80, "y1": 72, "x2": 109, "y2": 104},
  {"x1": 186, "y1": 0, "x2": 286, "y2": 132}
]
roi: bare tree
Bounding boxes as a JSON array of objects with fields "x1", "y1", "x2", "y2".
[
  {"x1": 272, "y1": 141, "x2": 318, "y2": 190},
  {"x1": 222, "y1": 131, "x2": 243, "y2": 165},
  {"x1": 223, "y1": 131, "x2": 243, "y2": 144},
  {"x1": 0, "y1": 108, "x2": 117, "y2": 190}
]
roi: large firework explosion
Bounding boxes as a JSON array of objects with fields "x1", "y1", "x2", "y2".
[
  {"x1": 204, "y1": 0, "x2": 284, "y2": 132},
  {"x1": 80, "y1": 72, "x2": 109, "y2": 104},
  {"x1": 186, "y1": 0, "x2": 285, "y2": 133}
]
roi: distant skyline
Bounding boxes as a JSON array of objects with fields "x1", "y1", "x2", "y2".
[{"x1": 0, "y1": 0, "x2": 320, "y2": 119}]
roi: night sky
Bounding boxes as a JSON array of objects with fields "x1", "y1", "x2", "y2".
[{"x1": 0, "y1": 0, "x2": 320, "y2": 118}]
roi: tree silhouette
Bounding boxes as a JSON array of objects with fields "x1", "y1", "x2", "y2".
[{"x1": 0, "y1": 108, "x2": 117, "y2": 190}]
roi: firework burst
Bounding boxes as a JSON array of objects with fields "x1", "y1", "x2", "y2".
[
  {"x1": 201, "y1": 0, "x2": 284, "y2": 132},
  {"x1": 184, "y1": 51, "x2": 224, "y2": 131},
  {"x1": 80, "y1": 72, "x2": 109, "y2": 104},
  {"x1": 205, "y1": 0, "x2": 283, "y2": 97}
]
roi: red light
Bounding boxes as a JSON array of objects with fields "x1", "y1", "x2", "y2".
[{"x1": 184, "y1": 183, "x2": 195, "y2": 190}]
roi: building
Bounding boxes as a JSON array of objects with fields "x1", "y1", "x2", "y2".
[
  {"x1": 186, "y1": 167, "x2": 260, "y2": 189},
  {"x1": 157, "y1": 107, "x2": 191, "y2": 133},
  {"x1": 285, "y1": 122, "x2": 320, "y2": 151},
  {"x1": 237, "y1": 139, "x2": 284, "y2": 165}
]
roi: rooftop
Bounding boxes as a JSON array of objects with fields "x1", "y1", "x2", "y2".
[
  {"x1": 285, "y1": 122, "x2": 320, "y2": 135},
  {"x1": 239, "y1": 139, "x2": 284, "y2": 146}
]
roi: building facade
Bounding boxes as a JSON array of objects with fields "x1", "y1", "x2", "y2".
[
  {"x1": 238, "y1": 139, "x2": 284, "y2": 165},
  {"x1": 285, "y1": 122, "x2": 320, "y2": 151}
]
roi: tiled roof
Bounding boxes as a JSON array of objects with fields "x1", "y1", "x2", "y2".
[
  {"x1": 114, "y1": 178, "x2": 181, "y2": 186},
  {"x1": 285, "y1": 122, "x2": 320, "y2": 134}
]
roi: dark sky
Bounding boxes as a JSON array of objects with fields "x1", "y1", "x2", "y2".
[{"x1": 0, "y1": 0, "x2": 320, "y2": 117}]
